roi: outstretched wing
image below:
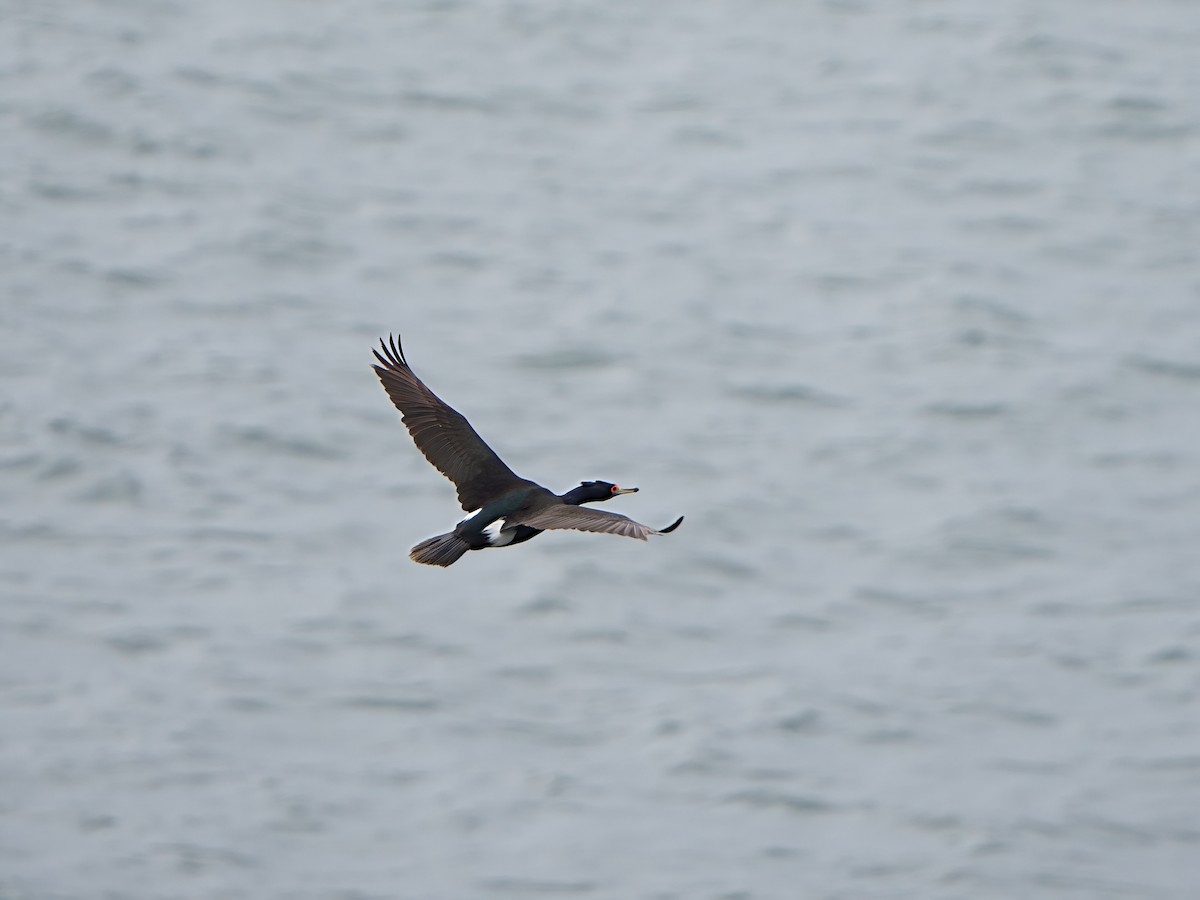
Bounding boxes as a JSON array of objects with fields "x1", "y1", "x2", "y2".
[
  {"x1": 514, "y1": 505, "x2": 684, "y2": 542},
  {"x1": 372, "y1": 334, "x2": 531, "y2": 511}
]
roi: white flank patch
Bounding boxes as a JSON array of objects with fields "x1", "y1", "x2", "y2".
[{"x1": 483, "y1": 518, "x2": 516, "y2": 547}]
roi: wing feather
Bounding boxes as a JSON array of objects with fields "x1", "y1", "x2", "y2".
[
  {"x1": 513, "y1": 505, "x2": 683, "y2": 541},
  {"x1": 372, "y1": 335, "x2": 530, "y2": 511}
]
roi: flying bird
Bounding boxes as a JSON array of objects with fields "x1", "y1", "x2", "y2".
[{"x1": 372, "y1": 334, "x2": 683, "y2": 567}]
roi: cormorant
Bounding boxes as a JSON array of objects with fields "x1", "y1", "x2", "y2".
[{"x1": 372, "y1": 334, "x2": 683, "y2": 567}]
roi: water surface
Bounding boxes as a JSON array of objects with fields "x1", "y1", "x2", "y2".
[{"x1": 2, "y1": 1, "x2": 1199, "y2": 898}]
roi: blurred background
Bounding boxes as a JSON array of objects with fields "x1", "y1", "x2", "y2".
[{"x1": 2, "y1": 1, "x2": 1199, "y2": 898}]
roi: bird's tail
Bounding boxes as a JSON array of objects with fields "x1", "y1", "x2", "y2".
[{"x1": 409, "y1": 532, "x2": 471, "y2": 567}]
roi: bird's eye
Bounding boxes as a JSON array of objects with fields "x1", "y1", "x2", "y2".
[{"x1": 611, "y1": 485, "x2": 620, "y2": 493}]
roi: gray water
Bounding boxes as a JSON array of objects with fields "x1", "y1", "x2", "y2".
[{"x1": 3, "y1": 1, "x2": 1200, "y2": 898}]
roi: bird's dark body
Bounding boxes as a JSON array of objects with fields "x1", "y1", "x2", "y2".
[
  {"x1": 454, "y1": 487, "x2": 549, "y2": 549},
  {"x1": 371, "y1": 334, "x2": 683, "y2": 567}
]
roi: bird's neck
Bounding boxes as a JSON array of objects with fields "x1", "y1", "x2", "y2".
[{"x1": 560, "y1": 486, "x2": 596, "y2": 506}]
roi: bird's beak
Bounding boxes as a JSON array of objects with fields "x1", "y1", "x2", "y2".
[{"x1": 614, "y1": 487, "x2": 639, "y2": 495}]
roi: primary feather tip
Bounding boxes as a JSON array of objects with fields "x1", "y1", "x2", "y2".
[{"x1": 659, "y1": 516, "x2": 684, "y2": 534}]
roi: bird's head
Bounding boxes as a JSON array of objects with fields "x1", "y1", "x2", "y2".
[{"x1": 562, "y1": 480, "x2": 639, "y2": 505}]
